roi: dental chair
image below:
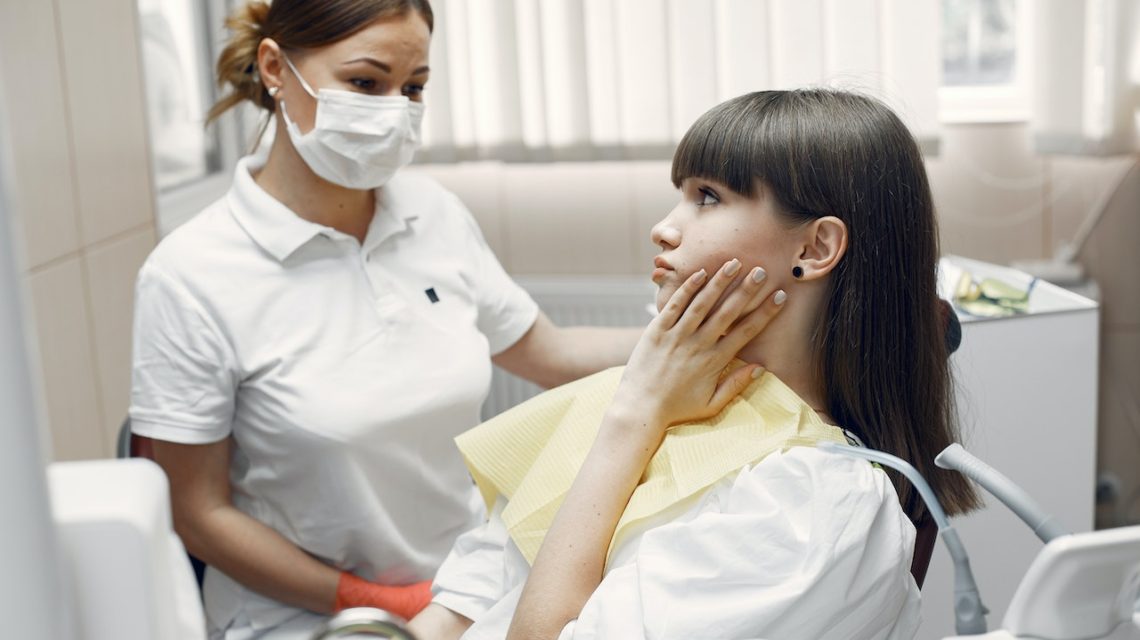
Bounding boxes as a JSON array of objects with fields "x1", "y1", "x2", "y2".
[
  {"x1": 908, "y1": 298, "x2": 962, "y2": 591},
  {"x1": 118, "y1": 417, "x2": 207, "y2": 588},
  {"x1": 912, "y1": 516, "x2": 938, "y2": 588}
]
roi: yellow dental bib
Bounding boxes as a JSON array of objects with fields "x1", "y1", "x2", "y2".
[{"x1": 455, "y1": 364, "x2": 848, "y2": 565}]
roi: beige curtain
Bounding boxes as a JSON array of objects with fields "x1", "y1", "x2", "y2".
[{"x1": 419, "y1": 0, "x2": 943, "y2": 161}]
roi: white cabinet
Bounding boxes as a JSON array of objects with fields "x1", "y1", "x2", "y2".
[{"x1": 920, "y1": 256, "x2": 1100, "y2": 638}]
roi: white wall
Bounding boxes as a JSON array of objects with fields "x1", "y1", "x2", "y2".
[{"x1": 0, "y1": 0, "x2": 157, "y2": 461}]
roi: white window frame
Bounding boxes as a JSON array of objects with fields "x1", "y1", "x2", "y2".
[
  {"x1": 939, "y1": 0, "x2": 1035, "y2": 124},
  {"x1": 148, "y1": 0, "x2": 248, "y2": 237}
]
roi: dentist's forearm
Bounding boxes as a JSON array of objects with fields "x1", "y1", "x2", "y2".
[
  {"x1": 154, "y1": 439, "x2": 342, "y2": 615},
  {"x1": 183, "y1": 502, "x2": 343, "y2": 613},
  {"x1": 554, "y1": 325, "x2": 644, "y2": 380},
  {"x1": 506, "y1": 405, "x2": 663, "y2": 640},
  {"x1": 493, "y1": 313, "x2": 643, "y2": 389}
]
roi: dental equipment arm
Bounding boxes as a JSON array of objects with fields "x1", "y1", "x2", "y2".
[
  {"x1": 818, "y1": 442, "x2": 989, "y2": 636},
  {"x1": 934, "y1": 444, "x2": 1068, "y2": 544},
  {"x1": 311, "y1": 607, "x2": 418, "y2": 639}
]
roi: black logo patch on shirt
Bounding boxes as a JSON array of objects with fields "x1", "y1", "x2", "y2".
[{"x1": 425, "y1": 287, "x2": 440, "y2": 303}]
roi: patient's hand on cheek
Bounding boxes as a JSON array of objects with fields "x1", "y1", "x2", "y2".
[{"x1": 610, "y1": 258, "x2": 786, "y2": 442}]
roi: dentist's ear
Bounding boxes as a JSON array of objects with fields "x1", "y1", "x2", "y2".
[
  {"x1": 257, "y1": 38, "x2": 286, "y2": 98},
  {"x1": 793, "y1": 216, "x2": 848, "y2": 280}
]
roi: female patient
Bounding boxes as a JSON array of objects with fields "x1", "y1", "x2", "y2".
[{"x1": 411, "y1": 89, "x2": 980, "y2": 639}]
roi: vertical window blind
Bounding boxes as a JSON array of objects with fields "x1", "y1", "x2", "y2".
[
  {"x1": 1032, "y1": 0, "x2": 1139, "y2": 155},
  {"x1": 417, "y1": 0, "x2": 943, "y2": 162}
]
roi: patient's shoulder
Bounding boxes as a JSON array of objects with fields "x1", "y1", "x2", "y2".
[{"x1": 726, "y1": 445, "x2": 904, "y2": 520}]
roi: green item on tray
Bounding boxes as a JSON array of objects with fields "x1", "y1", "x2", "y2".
[{"x1": 953, "y1": 271, "x2": 1035, "y2": 317}]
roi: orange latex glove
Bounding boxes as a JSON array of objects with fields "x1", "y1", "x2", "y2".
[{"x1": 333, "y1": 572, "x2": 433, "y2": 621}]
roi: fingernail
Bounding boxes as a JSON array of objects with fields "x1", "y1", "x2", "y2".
[
  {"x1": 723, "y1": 259, "x2": 741, "y2": 276},
  {"x1": 774, "y1": 290, "x2": 787, "y2": 305},
  {"x1": 693, "y1": 269, "x2": 707, "y2": 283},
  {"x1": 751, "y1": 266, "x2": 767, "y2": 284},
  {"x1": 751, "y1": 366, "x2": 763, "y2": 379}
]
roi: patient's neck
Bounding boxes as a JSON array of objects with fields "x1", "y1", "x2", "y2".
[{"x1": 736, "y1": 285, "x2": 829, "y2": 420}]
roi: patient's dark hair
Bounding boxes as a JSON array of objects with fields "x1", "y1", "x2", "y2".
[{"x1": 672, "y1": 89, "x2": 980, "y2": 520}]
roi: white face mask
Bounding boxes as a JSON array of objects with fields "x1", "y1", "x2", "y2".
[{"x1": 279, "y1": 55, "x2": 424, "y2": 190}]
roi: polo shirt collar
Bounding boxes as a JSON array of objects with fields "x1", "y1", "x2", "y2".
[
  {"x1": 227, "y1": 156, "x2": 419, "y2": 262},
  {"x1": 362, "y1": 181, "x2": 417, "y2": 254}
]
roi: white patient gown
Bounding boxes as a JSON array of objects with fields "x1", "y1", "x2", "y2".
[{"x1": 432, "y1": 446, "x2": 922, "y2": 639}]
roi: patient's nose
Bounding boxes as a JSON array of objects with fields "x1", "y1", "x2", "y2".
[{"x1": 651, "y1": 222, "x2": 681, "y2": 249}]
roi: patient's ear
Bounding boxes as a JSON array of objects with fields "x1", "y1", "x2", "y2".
[{"x1": 795, "y1": 216, "x2": 847, "y2": 279}]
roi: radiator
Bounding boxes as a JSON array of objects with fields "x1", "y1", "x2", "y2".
[{"x1": 481, "y1": 276, "x2": 655, "y2": 420}]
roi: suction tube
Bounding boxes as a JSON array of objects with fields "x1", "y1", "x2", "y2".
[
  {"x1": 819, "y1": 442, "x2": 989, "y2": 635},
  {"x1": 935, "y1": 443, "x2": 1068, "y2": 543}
]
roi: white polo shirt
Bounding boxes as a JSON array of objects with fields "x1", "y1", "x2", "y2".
[{"x1": 129, "y1": 156, "x2": 538, "y2": 634}]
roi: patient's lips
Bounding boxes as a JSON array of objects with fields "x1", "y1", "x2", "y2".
[{"x1": 652, "y1": 256, "x2": 673, "y2": 283}]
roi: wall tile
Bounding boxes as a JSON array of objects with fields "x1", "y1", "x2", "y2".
[
  {"x1": 1082, "y1": 165, "x2": 1140, "y2": 328},
  {"x1": 0, "y1": 0, "x2": 82, "y2": 268},
  {"x1": 410, "y1": 162, "x2": 508, "y2": 259},
  {"x1": 1095, "y1": 328, "x2": 1140, "y2": 528},
  {"x1": 502, "y1": 163, "x2": 635, "y2": 275},
  {"x1": 26, "y1": 258, "x2": 106, "y2": 461},
  {"x1": 55, "y1": 0, "x2": 156, "y2": 246},
  {"x1": 84, "y1": 225, "x2": 156, "y2": 452},
  {"x1": 926, "y1": 123, "x2": 1047, "y2": 264},
  {"x1": 1048, "y1": 156, "x2": 1140, "y2": 327},
  {"x1": 1046, "y1": 156, "x2": 1136, "y2": 256}
]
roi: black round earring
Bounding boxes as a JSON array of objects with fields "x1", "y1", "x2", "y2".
[{"x1": 792, "y1": 266, "x2": 804, "y2": 278}]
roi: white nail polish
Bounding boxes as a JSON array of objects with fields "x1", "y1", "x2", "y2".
[
  {"x1": 751, "y1": 367, "x2": 763, "y2": 379},
  {"x1": 724, "y1": 259, "x2": 741, "y2": 276},
  {"x1": 774, "y1": 290, "x2": 787, "y2": 305},
  {"x1": 751, "y1": 267, "x2": 767, "y2": 283}
]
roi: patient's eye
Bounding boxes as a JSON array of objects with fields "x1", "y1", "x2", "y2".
[{"x1": 697, "y1": 187, "x2": 720, "y2": 207}]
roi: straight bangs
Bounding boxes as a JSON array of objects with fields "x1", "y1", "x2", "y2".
[{"x1": 670, "y1": 93, "x2": 787, "y2": 202}]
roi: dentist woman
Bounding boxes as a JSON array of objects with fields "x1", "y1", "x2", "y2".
[{"x1": 127, "y1": 1, "x2": 639, "y2": 638}]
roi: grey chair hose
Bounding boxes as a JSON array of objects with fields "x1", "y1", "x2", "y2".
[
  {"x1": 116, "y1": 416, "x2": 132, "y2": 459},
  {"x1": 818, "y1": 442, "x2": 989, "y2": 636},
  {"x1": 935, "y1": 443, "x2": 1068, "y2": 543}
]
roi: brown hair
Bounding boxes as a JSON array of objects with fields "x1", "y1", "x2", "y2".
[
  {"x1": 672, "y1": 89, "x2": 980, "y2": 521},
  {"x1": 206, "y1": 0, "x2": 433, "y2": 124}
]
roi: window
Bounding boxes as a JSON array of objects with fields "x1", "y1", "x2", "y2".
[
  {"x1": 939, "y1": 0, "x2": 1034, "y2": 123},
  {"x1": 138, "y1": 0, "x2": 218, "y2": 190},
  {"x1": 136, "y1": 0, "x2": 247, "y2": 235},
  {"x1": 943, "y1": 0, "x2": 1017, "y2": 87}
]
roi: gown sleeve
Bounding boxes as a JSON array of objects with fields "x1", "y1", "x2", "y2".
[
  {"x1": 565, "y1": 446, "x2": 922, "y2": 640},
  {"x1": 431, "y1": 497, "x2": 515, "y2": 623}
]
